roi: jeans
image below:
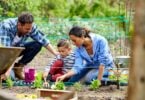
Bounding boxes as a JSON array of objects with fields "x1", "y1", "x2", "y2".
[
  {"x1": 18, "y1": 41, "x2": 42, "y2": 65},
  {"x1": 68, "y1": 68, "x2": 109, "y2": 84}
]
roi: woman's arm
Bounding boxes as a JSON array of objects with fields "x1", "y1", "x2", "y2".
[
  {"x1": 56, "y1": 70, "x2": 76, "y2": 81},
  {"x1": 97, "y1": 65, "x2": 105, "y2": 81}
]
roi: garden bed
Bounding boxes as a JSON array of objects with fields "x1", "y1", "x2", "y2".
[{"x1": 1, "y1": 85, "x2": 127, "y2": 100}]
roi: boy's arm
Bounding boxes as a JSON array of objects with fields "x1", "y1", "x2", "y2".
[{"x1": 43, "y1": 56, "x2": 58, "y2": 80}]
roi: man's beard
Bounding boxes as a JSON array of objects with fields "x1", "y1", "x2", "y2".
[{"x1": 17, "y1": 32, "x2": 25, "y2": 37}]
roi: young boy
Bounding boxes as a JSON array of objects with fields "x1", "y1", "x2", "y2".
[{"x1": 43, "y1": 39, "x2": 75, "y2": 82}]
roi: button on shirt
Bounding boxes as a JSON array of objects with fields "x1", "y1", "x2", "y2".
[{"x1": 0, "y1": 18, "x2": 49, "y2": 47}]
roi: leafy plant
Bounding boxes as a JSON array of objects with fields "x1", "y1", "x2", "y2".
[
  {"x1": 109, "y1": 74, "x2": 117, "y2": 80},
  {"x1": 89, "y1": 79, "x2": 101, "y2": 91},
  {"x1": 33, "y1": 72, "x2": 43, "y2": 88},
  {"x1": 73, "y1": 82, "x2": 83, "y2": 92},
  {"x1": 6, "y1": 77, "x2": 13, "y2": 88},
  {"x1": 51, "y1": 81, "x2": 65, "y2": 90}
]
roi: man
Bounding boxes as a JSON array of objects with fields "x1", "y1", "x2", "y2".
[{"x1": 0, "y1": 12, "x2": 57, "y2": 80}]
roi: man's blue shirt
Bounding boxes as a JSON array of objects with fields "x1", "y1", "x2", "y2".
[{"x1": 0, "y1": 18, "x2": 49, "y2": 47}]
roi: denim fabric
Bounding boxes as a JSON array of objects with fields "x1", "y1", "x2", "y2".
[
  {"x1": 68, "y1": 68, "x2": 109, "y2": 84},
  {"x1": 18, "y1": 41, "x2": 42, "y2": 65},
  {"x1": 10, "y1": 69, "x2": 16, "y2": 81}
]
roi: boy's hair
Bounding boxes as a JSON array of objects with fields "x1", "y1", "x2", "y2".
[
  {"x1": 57, "y1": 39, "x2": 70, "y2": 48},
  {"x1": 18, "y1": 12, "x2": 34, "y2": 24}
]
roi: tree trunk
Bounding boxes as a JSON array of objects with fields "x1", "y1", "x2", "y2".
[{"x1": 127, "y1": 0, "x2": 145, "y2": 100}]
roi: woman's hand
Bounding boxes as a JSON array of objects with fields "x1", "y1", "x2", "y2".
[{"x1": 56, "y1": 75, "x2": 67, "y2": 82}]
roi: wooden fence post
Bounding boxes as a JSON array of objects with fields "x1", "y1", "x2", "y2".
[{"x1": 127, "y1": 0, "x2": 145, "y2": 100}]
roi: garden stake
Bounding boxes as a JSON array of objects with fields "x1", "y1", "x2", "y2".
[{"x1": 116, "y1": 63, "x2": 122, "y2": 89}]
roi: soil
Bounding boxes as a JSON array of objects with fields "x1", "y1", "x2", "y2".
[{"x1": 0, "y1": 49, "x2": 127, "y2": 100}]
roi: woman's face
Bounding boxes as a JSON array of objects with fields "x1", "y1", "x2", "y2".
[{"x1": 69, "y1": 35, "x2": 84, "y2": 47}]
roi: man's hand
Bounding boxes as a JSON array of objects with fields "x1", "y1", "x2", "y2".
[{"x1": 0, "y1": 73, "x2": 9, "y2": 80}]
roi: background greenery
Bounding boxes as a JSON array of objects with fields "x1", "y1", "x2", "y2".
[
  {"x1": 0, "y1": 0, "x2": 133, "y2": 56},
  {"x1": 0, "y1": 0, "x2": 125, "y2": 18}
]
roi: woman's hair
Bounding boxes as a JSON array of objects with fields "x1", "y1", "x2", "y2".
[
  {"x1": 68, "y1": 26, "x2": 90, "y2": 38},
  {"x1": 57, "y1": 39, "x2": 70, "y2": 48},
  {"x1": 18, "y1": 12, "x2": 34, "y2": 24}
]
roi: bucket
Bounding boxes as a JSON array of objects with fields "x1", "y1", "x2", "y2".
[{"x1": 24, "y1": 67, "x2": 35, "y2": 83}]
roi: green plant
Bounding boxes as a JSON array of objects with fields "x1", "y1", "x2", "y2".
[
  {"x1": 51, "y1": 81, "x2": 65, "y2": 90},
  {"x1": 89, "y1": 79, "x2": 101, "y2": 91},
  {"x1": 33, "y1": 72, "x2": 43, "y2": 88},
  {"x1": 109, "y1": 74, "x2": 117, "y2": 80},
  {"x1": 73, "y1": 82, "x2": 83, "y2": 92},
  {"x1": 6, "y1": 77, "x2": 13, "y2": 88}
]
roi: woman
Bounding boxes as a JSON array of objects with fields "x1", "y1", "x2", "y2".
[{"x1": 57, "y1": 26, "x2": 114, "y2": 83}]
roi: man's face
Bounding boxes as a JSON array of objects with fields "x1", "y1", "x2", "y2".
[{"x1": 17, "y1": 22, "x2": 32, "y2": 36}]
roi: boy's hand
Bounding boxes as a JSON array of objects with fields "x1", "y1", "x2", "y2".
[{"x1": 43, "y1": 81, "x2": 49, "y2": 88}]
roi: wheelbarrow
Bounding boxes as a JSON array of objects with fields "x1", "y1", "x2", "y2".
[{"x1": 0, "y1": 47, "x2": 24, "y2": 82}]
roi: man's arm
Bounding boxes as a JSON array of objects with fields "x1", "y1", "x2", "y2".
[{"x1": 45, "y1": 44, "x2": 57, "y2": 56}]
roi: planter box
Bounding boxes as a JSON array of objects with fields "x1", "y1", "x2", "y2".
[{"x1": 37, "y1": 89, "x2": 77, "y2": 100}]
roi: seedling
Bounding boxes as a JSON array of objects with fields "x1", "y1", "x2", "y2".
[
  {"x1": 73, "y1": 82, "x2": 83, "y2": 92},
  {"x1": 33, "y1": 72, "x2": 43, "y2": 88},
  {"x1": 51, "y1": 81, "x2": 65, "y2": 90},
  {"x1": 89, "y1": 79, "x2": 101, "y2": 91},
  {"x1": 6, "y1": 77, "x2": 13, "y2": 88}
]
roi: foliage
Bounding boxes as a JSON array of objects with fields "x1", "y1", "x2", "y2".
[
  {"x1": 51, "y1": 81, "x2": 65, "y2": 90},
  {"x1": 73, "y1": 82, "x2": 83, "y2": 92},
  {"x1": 109, "y1": 74, "x2": 117, "y2": 80},
  {"x1": 33, "y1": 72, "x2": 43, "y2": 88},
  {"x1": 0, "y1": 0, "x2": 126, "y2": 18},
  {"x1": 6, "y1": 77, "x2": 13, "y2": 88},
  {"x1": 89, "y1": 79, "x2": 101, "y2": 91},
  {"x1": 108, "y1": 71, "x2": 128, "y2": 83}
]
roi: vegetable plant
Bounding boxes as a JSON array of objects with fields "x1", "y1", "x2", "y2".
[
  {"x1": 51, "y1": 81, "x2": 65, "y2": 90},
  {"x1": 6, "y1": 77, "x2": 13, "y2": 88},
  {"x1": 33, "y1": 72, "x2": 43, "y2": 88},
  {"x1": 73, "y1": 82, "x2": 83, "y2": 92},
  {"x1": 89, "y1": 79, "x2": 101, "y2": 91}
]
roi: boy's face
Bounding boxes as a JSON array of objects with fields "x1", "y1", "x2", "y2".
[{"x1": 58, "y1": 46, "x2": 71, "y2": 58}]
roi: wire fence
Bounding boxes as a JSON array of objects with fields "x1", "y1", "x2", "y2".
[{"x1": 0, "y1": 17, "x2": 131, "y2": 56}]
